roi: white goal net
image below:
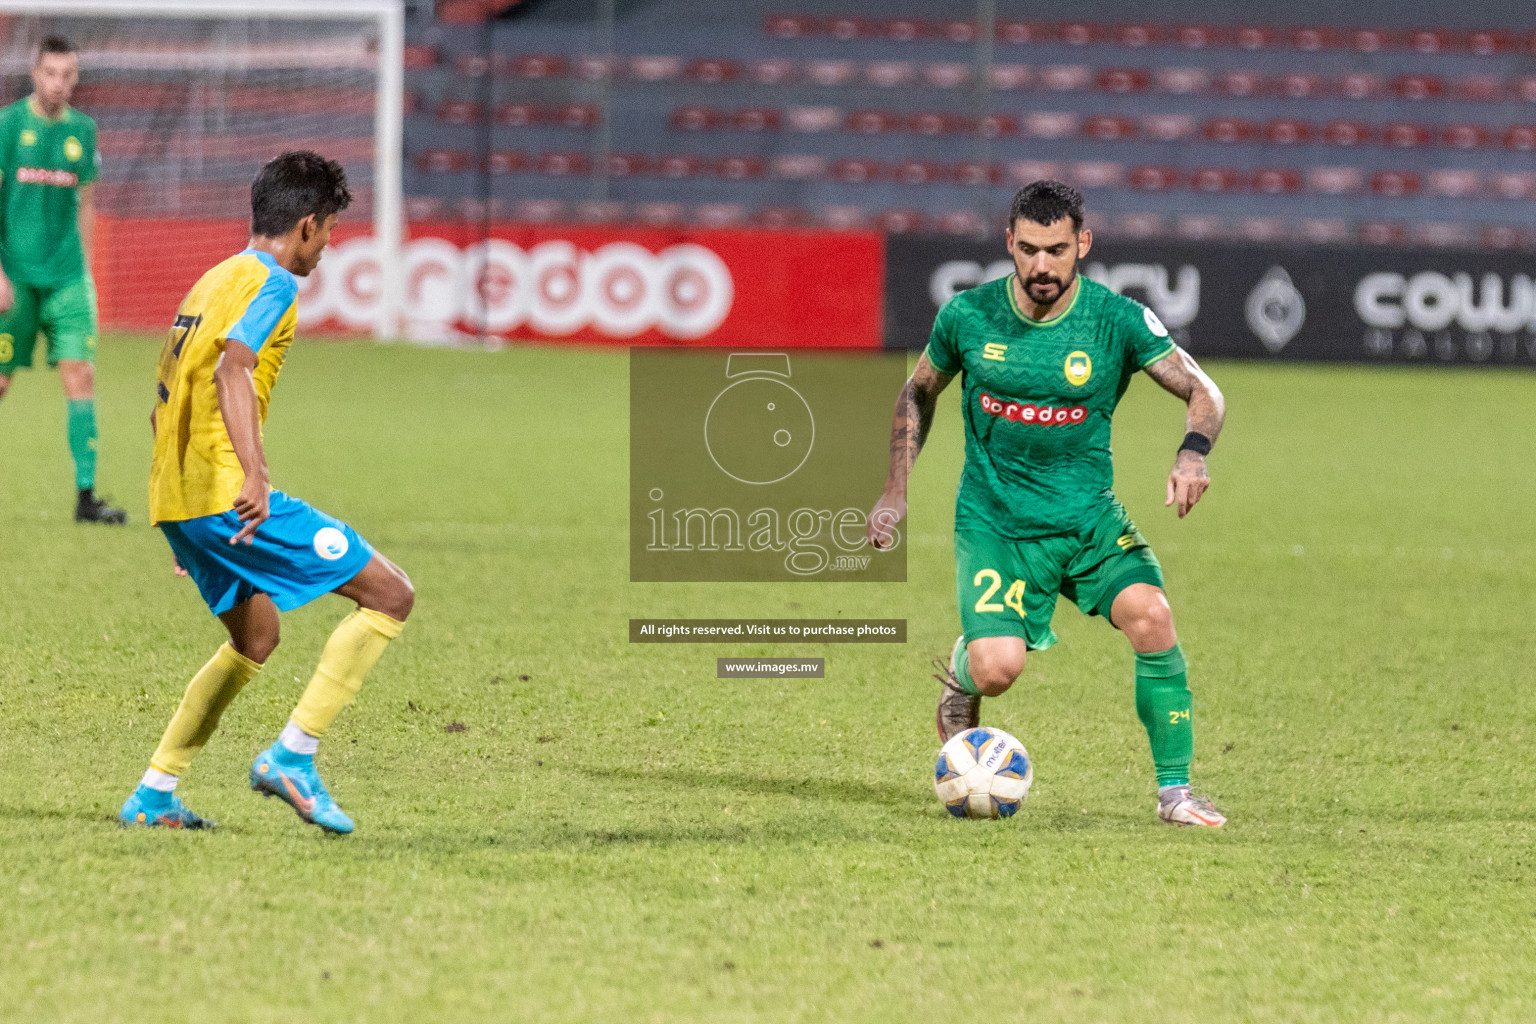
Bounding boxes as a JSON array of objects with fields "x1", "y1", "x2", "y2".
[{"x1": 0, "y1": 0, "x2": 402, "y2": 336}]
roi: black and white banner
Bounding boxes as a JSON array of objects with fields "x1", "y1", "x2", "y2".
[{"x1": 886, "y1": 235, "x2": 1536, "y2": 366}]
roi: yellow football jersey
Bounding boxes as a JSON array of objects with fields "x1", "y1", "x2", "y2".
[{"x1": 149, "y1": 249, "x2": 299, "y2": 524}]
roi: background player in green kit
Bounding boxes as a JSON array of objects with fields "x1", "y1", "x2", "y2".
[
  {"x1": 867, "y1": 180, "x2": 1228, "y2": 827},
  {"x1": 0, "y1": 35, "x2": 125, "y2": 524}
]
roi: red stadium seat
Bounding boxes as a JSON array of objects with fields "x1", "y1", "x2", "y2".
[
  {"x1": 1278, "y1": 74, "x2": 1326, "y2": 99},
  {"x1": 1299, "y1": 218, "x2": 1351, "y2": 244},
  {"x1": 1202, "y1": 117, "x2": 1258, "y2": 143},
  {"x1": 1491, "y1": 173, "x2": 1536, "y2": 200},
  {"x1": 1406, "y1": 224, "x2": 1474, "y2": 250},
  {"x1": 1264, "y1": 119, "x2": 1313, "y2": 145},
  {"x1": 989, "y1": 65, "x2": 1033, "y2": 90},
  {"x1": 1442, "y1": 124, "x2": 1489, "y2": 150},
  {"x1": 1096, "y1": 68, "x2": 1151, "y2": 94},
  {"x1": 573, "y1": 201, "x2": 627, "y2": 223},
  {"x1": 865, "y1": 61, "x2": 917, "y2": 87},
  {"x1": 1116, "y1": 213, "x2": 1166, "y2": 238},
  {"x1": 978, "y1": 114, "x2": 1021, "y2": 138},
  {"x1": 1291, "y1": 27, "x2": 1342, "y2": 51},
  {"x1": 818, "y1": 206, "x2": 869, "y2": 230},
  {"x1": 1451, "y1": 77, "x2": 1502, "y2": 103},
  {"x1": 732, "y1": 108, "x2": 782, "y2": 132},
  {"x1": 755, "y1": 207, "x2": 808, "y2": 228},
  {"x1": 554, "y1": 104, "x2": 600, "y2": 129},
  {"x1": 403, "y1": 91, "x2": 423, "y2": 115},
  {"x1": 847, "y1": 110, "x2": 902, "y2": 135},
  {"x1": 636, "y1": 203, "x2": 686, "y2": 227},
  {"x1": 1040, "y1": 64, "x2": 1092, "y2": 91},
  {"x1": 1350, "y1": 28, "x2": 1395, "y2": 53},
  {"x1": 1174, "y1": 24, "x2": 1225, "y2": 49},
  {"x1": 1359, "y1": 222, "x2": 1407, "y2": 245},
  {"x1": 1234, "y1": 26, "x2": 1277, "y2": 50},
  {"x1": 436, "y1": 99, "x2": 483, "y2": 125},
  {"x1": 454, "y1": 195, "x2": 507, "y2": 221},
  {"x1": 747, "y1": 58, "x2": 796, "y2": 85},
  {"x1": 402, "y1": 44, "x2": 438, "y2": 69},
  {"x1": 1339, "y1": 74, "x2": 1383, "y2": 99},
  {"x1": 572, "y1": 56, "x2": 614, "y2": 82},
  {"x1": 536, "y1": 151, "x2": 591, "y2": 176},
  {"x1": 1176, "y1": 215, "x2": 1226, "y2": 240},
  {"x1": 894, "y1": 161, "x2": 946, "y2": 185},
  {"x1": 1082, "y1": 114, "x2": 1137, "y2": 141},
  {"x1": 1142, "y1": 114, "x2": 1196, "y2": 141},
  {"x1": 1237, "y1": 216, "x2": 1289, "y2": 242},
  {"x1": 805, "y1": 60, "x2": 857, "y2": 86},
  {"x1": 453, "y1": 54, "x2": 489, "y2": 78},
  {"x1": 785, "y1": 106, "x2": 842, "y2": 132},
  {"x1": 1252, "y1": 168, "x2": 1304, "y2": 194},
  {"x1": 605, "y1": 153, "x2": 650, "y2": 177},
  {"x1": 923, "y1": 63, "x2": 973, "y2": 88},
  {"x1": 694, "y1": 203, "x2": 749, "y2": 227},
  {"x1": 939, "y1": 20, "x2": 978, "y2": 43},
  {"x1": 1115, "y1": 23, "x2": 1164, "y2": 48},
  {"x1": 1468, "y1": 30, "x2": 1515, "y2": 56},
  {"x1": 770, "y1": 155, "x2": 826, "y2": 179},
  {"x1": 1008, "y1": 160, "x2": 1063, "y2": 184},
  {"x1": 657, "y1": 154, "x2": 705, "y2": 179},
  {"x1": 764, "y1": 15, "x2": 816, "y2": 40},
  {"x1": 716, "y1": 156, "x2": 766, "y2": 180},
  {"x1": 484, "y1": 150, "x2": 526, "y2": 174},
  {"x1": 1504, "y1": 125, "x2": 1536, "y2": 151},
  {"x1": 404, "y1": 196, "x2": 446, "y2": 221},
  {"x1": 1322, "y1": 120, "x2": 1374, "y2": 146},
  {"x1": 830, "y1": 158, "x2": 885, "y2": 183},
  {"x1": 1214, "y1": 71, "x2": 1266, "y2": 97},
  {"x1": 1428, "y1": 169, "x2": 1482, "y2": 197},
  {"x1": 882, "y1": 18, "x2": 931, "y2": 42},
  {"x1": 686, "y1": 58, "x2": 739, "y2": 84},
  {"x1": 1370, "y1": 170, "x2": 1421, "y2": 197},
  {"x1": 1156, "y1": 67, "x2": 1210, "y2": 95},
  {"x1": 1068, "y1": 161, "x2": 1124, "y2": 187},
  {"x1": 628, "y1": 56, "x2": 682, "y2": 82},
  {"x1": 669, "y1": 106, "x2": 724, "y2": 132},
  {"x1": 1058, "y1": 22, "x2": 1103, "y2": 47},
  {"x1": 938, "y1": 209, "x2": 984, "y2": 234},
  {"x1": 1025, "y1": 111, "x2": 1080, "y2": 138},
  {"x1": 1382, "y1": 122, "x2": 1432, "y2": 148},
  {"x1": 495, "y1": 102, "x2": 538, "y2": 126},
  {"x1": 876, "y1": 209, "x2": 929, "y2": 233},
  {"x1": 1515, "y1": 78, "x2": 1536, "y2": 103},
  {"x1": 415, "y1": 148, "x2": 471, "y2": 173},
  {"x1": 511, "y1": 55, "x2": 567, "y2": 79},
  {"x1": 1127, "y1": 165, "x2": 1181, "y2": 190},
  {"x1": 998, "y1": 21, "x2": 1054, "y2": 44},
  {"x1": 825, "y1": 16, "x2": 879, "y2": 40},
  {"x1": 910, "y1": 111, "x2": 972, "y2": 135},
  {"x1": 1392, "y1": 75, "x2": 1444, "y2": 101},
  {"x1": 1408, "y1": 29, "x2": 1455, "y2": 54},
  {"x1": 1481, "y1": 225, "x2": 1526, "y2": 248},
  {"x1": 1306, "y1": 166, "x2": 1364, "y2": 194},
  {"x1": 1191, "y1": 166, "x2": 1241, "y2": 193},
  {"x1": 953, "y1": 162, "x2": 1002, "y2": 186}
]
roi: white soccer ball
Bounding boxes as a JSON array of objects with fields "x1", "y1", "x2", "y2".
[{"x1": 934, "y1": 727, "x2": 1033, "y2": 819}]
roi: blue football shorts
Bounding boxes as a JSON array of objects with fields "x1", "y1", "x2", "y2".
[{"x1": 160, "y1": 490, "x2": 375, "y2": 616}]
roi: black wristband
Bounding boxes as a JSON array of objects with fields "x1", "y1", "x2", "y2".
[{"x1": 1178, "y1": 432, "x2": 1212, "y2": 457}]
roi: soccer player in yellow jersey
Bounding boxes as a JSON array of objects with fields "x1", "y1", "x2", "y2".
[{"x1": 119, "y1": 152, "x2": 414, "y2": 833}]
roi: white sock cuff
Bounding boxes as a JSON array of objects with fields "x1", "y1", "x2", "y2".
[
  {"x1": 279, "y1": 719, "x2": 320, "y2": 756},
  {"x1": 141, "y1": 768, "x2": 178, "y2": 792}
]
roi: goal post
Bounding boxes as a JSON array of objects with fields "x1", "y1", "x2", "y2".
[{"x1": 0, "y1": 0, "x2": 404, "y2": 338}]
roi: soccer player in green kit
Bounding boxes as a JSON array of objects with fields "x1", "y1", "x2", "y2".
[
  {"x1": 0, "y1": 35, "x2": 125, "y2": 524},
  {"x1": 867, "y1": 180, "x2": 1227, "y2": 827}
]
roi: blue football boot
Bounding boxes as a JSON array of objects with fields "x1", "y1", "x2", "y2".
[
  {"x1": 250, "y1": 744, "x2": 355, "y2": 834},
  {"x1": 119, "y1": 785, "x2": 215, "y2": 829}
]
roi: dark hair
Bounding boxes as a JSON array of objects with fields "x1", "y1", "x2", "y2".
[
  {"x1": 250, "y1": 151, "x2": 352, "y2": 237},
  {"x1": 1008, "y1": 179, "x2": 1085, "y2": 232},
  {"x1": 36, "y1": 35, "x2": 76, "y2": 60}
]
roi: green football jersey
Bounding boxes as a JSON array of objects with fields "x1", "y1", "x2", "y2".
[
  {"x1": 0, "y1": 98, "x2": 99, "y2": 287},
  {"x1": 925, "y1": 273, "x2": 1177, "y2": 540}
]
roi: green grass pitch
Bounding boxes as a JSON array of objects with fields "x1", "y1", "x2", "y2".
[{"x1": 2, "y1": 336, "x2": 1534, "y2": 1022}]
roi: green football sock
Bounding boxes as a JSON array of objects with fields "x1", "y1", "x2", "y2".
[
  {"x1": 952, "y1": 639, "x2": 980, "y2": 696},
  {"x1": 66, "y1": 398, "x2": 98, "y2": 491},
  {"x1": 1135, "y1": 644, "x2": 1193, "y2": 787}
]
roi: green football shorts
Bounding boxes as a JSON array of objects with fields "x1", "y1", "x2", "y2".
[
  {"x1": 0, "y1": 276, "x2": 99, "y2": 375},
  {"x1": 955, "y1": 501, "x2": 1166, "y2": 651}
]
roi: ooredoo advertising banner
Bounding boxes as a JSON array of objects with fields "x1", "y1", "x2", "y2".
[
  {"x1": 886, "y1": 234, "x2": 1536, "y2": 367},
  {"x1": 94, "y1": 218, "x2": 885, "y2": 348}
]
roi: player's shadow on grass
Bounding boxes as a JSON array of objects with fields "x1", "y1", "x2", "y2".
[
  {"x1": 0, "y1": 801, "x2": 118, "y2": 826},
  {"x1": 575, "y1": 764, "x2": 927, "y2": 810}
]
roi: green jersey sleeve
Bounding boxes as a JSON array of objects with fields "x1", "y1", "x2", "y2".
[
  {"x1": 1115, "y1": 295, "x2": 1178, "y2": 369},
  {"x1": 78, "y1": 116, "x2": 99, "y2": 185},
  {"x1": 923, "y1": 297, "x2": 963, "y2": 375}
]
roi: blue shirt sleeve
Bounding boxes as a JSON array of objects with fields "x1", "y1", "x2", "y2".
[{"x1": 225, "y1": 266, "x2": 298, "y2": 353}]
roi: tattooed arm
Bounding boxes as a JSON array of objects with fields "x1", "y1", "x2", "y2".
[
  {"x1": 1143, "y1": 347, "x2": 1225, "y2": 519},
  {"x1": 866, "y1": 353, "x2": 954, "y2": 549}
]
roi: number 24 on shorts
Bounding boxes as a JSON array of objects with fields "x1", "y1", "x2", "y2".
[{"x1": 974, "y1": 569, "x2": 1027, "y2": 619}]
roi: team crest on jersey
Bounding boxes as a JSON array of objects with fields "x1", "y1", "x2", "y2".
[
  {"x1": 19, "y1": 129, "x2": 35, "y2": 147},
  {"x1": 64, "y1": 136, "x2": 82, "y2": 162},
  {"x1": 1064, "y1": 351, "x2": 1092, "y2": 386}
]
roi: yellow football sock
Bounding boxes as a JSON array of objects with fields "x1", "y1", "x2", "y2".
[
  {"x1": 289, "y1": 608, "x2": 405, "y2": 738},
  {"x1": 149, "y1": 643, "x2": 263, "y2": 776}
]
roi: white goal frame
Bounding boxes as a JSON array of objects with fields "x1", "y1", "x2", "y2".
[{"x1": 0, "y1": 0, "x2": 405, "y2": 339}]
